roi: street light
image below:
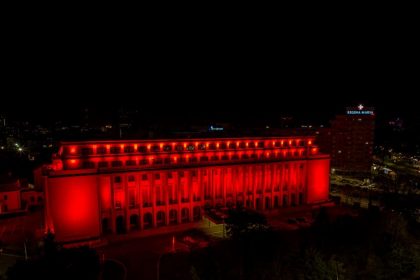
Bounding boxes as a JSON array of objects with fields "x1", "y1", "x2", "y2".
[
  {"x1": 157, "y1": 252, "x2": 166, "y2": 280},
  {"x1": 158, "y1": 236, "x2": 177, "y2": 280}
]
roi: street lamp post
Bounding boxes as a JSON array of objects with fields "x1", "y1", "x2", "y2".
[{"x1": 157, "y1": 252, "x2": 164, "y2": 280}]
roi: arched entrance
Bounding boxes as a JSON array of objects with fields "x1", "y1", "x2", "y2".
[
  {"x1": 143, "y1": 212, "x2": 153, "y2": 229},
  {"x1": 193, "y1": 206, "x2": 201, "y2": 221},
  {"x1": 291, "y1": 194, "x2": 296, "y2": 206},
  {"x1": 116, "y1": 216, "x2": 125, "y2": 234},
  {"x1": 157, "y1": 211, "x2": 166, "y2": 227},
  {"x1": 299, "y1": 193, "x2": 304, "y2": 205},
  {"x1": 102, "y1": 218, "x2": 111, "y2": 234},
  {"x1": 130, "y1": 214, "x2": 139, "y2": 230},
  {"x1": 274, "y1": 196, "x2": 279, "y2": 208},
  {"x1": 169, "y1": 209, "x2": 178, "y2": 225},
  {"x1": 256, "y1": 198, "x2": 262, "y2": 210},
  {"x1": 246, "y1": 199, "x2": 253, "y2": 208},
  {"x1": 283, "y1": 195, "x2": 288, "y2": 207},
  {"x1": 265, "y1": 197, "x2": 271, "y2": 210},
  {"x1": 236, "y1": 195, "x2": 244, "y2": 208},
  {"x1": 181, "y1": 208, "x2": 189, "y2": 223}
]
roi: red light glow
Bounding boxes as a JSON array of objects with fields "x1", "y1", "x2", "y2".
[{"x1": 46, "y1": 176, "x2": 100, "y2": 241}]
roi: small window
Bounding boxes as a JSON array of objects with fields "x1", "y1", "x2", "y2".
[
  {"x1": 110, "y1": 147, "x2": 121, "y2": 154},
  {"x1": 139, "y1": 159, "x2": 148, "y2": 165},
  {"x1": 142, "y1": 174, "x2": 148, "y2": 180},
  {"x1": 81, "y1": 148, "x2": 93, "y2": 155},
  {"x1": 126, "y1": 160, "x2": 136, "y2": 166},
  {"x1": 163, "y1": 145, "x2": 172, "y2": 151},
  {"x1": 138, "y1": 146, "x2": 147, "y2": 153},
  {"x1": 198, "y1": 144, "x2": 206, "y2": 150},
  {"x1": 220, "y1": 143, "x2": 227, "y2": 149},
  {"x1": 82, "y1": 161, "x2": 95, "y2": 169},
  {"x1": 191, "y1": 170, "x2": 197, "y2": 177},
  {"x1": 111, "y1": 160, "x2": 123, "y2": 167},
  {"x1": 228, "y1": 143, "x2": 236, "y2": 149},
  {"x1": 114, "y1": 176, "x2": 122, "y2": 183},
  {"x1": 257, "y1": 142, "x2": 264, "y2": 148},
  {"x1": 200, "y1": 156, "x2": 209, "y2": 162},
  {"x1": 208, "y1": 143, "x2": 216, "y2": 150},
  {"x1": 190, "y1": 157, "x2": 198, "y2": 163},
  {"x1": 164, "y1": 158, "x2": 171, "y2": 164},
  {"x1": 98, "y1": 162, "x2": 108, "y2": 168},
  {"x1": 128, "y1": 175, "x2": 135, "y2": 182},
  {"x1": 124, "y1": 146, "x2": 134, "y2": 153},
  {"x1": 175, "y1": 145, "x2": 184, "y2": 151},
  {"x1": 151, "y1": 145, "x2": 160, "y2": 152},
  {"x1": 167, "y1": 172, "x2": 173, "y2": 179},
  {"x1": 221, "y1": 155, "x2": 229, "y2": 160},
  {"x1": 30, "y1": 196, "x2": 35, "y2": 202},
  {"x1": 97, "y1": 147, "x2": 107, "y2": 154},
  {"x1": 4, "y1": 195, "x2": 8, "y2": 200},
  {"x1": 154, "y1": 158, "x2": 163, "y2": 164},
  {"x1": 155, "y1": 174, "x2": 160, "y2": 180},
  {"x1": 179, "y1": 171, "x2": 184, "y2": 178},
  {"x1": 211, "y1": 155, "x2": 219, "y2": 161}
]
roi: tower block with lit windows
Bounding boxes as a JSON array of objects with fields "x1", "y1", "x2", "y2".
[{"x1": 37, "y1": 137, "x2": 330, "y2": 243}]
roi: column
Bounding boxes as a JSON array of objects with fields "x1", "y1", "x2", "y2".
[
  {"x1": 138, "y1": 173, "x2": 144, "y2": 230},
  {"x1": 151, "y1": 173, "x2": 156, "y2": 228}
]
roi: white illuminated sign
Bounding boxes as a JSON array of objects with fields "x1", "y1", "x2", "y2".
[
  {"x1": 347, "y1": 110, "x2": 374, "y2": 115},
  {"x1": 209, "y1": 125, "x2": 223, "y2": 131},
  {"x1": 346, "y1": 104, "x2": 374, "y2": 115}
]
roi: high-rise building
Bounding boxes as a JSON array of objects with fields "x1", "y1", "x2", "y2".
[
  {"x1": 36, "y1": 136, "x2": 330, "y2": 243},
  {"x1": 329, "y1": 105, "x2": 375, "y2": 173}
]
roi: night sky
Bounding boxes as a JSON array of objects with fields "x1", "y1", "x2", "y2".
[{"x1": 2, "y1": 19, "x2": 418, "y2": 127}]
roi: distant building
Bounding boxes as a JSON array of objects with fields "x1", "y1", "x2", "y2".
[
  {"x1": 0, "y1": 177, "x2": 21, "y2": 214},
  {"x1": 21, "y1": 189, "x2": 44, "y2": 209},
  {"x1": 326, "y1": 105, "x2": 375, "y2": 173},
  {"x1": 37, "y1": 136, "x2": 330, "y2": 243}
]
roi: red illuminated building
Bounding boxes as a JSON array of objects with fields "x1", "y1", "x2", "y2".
[{"x1": 37, "y1": 137, "x2": 330, "y2": 243}]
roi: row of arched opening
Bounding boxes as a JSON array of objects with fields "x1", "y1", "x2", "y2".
[
  {"x1": 223, "y1": 193, "x2": 304, "y2": 210},
  {"x1": 102, "y1": 206, "x2": 202, "y2": 234}
]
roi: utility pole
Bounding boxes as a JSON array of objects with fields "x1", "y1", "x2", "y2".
[{"x1": 24, "y1": 240, "x2": 28, "y2": 260}]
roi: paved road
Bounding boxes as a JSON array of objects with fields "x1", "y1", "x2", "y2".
[{"x1": 102, "y1": 232, "x2": 189, "y2": 280}]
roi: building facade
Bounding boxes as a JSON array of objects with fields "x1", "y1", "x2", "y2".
[
  {"x1": 329, "y1": 105, "x2": 375, "y2": 173},
  {"x1": 316, "y1": 105, "x2": 375, "y2": 172},
  {"x1": 0, "y1": 180, "x2": 21, "y2": 214},
  {"x1": 38, "y1": 136, "x2": 330, "y2": 243}
]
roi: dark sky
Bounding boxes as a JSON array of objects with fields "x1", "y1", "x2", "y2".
[{"x1": 2, "y1": 17, "x2": 418, "y2": 126}]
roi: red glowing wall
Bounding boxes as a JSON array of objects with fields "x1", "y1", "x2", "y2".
[
  {"x1": 306, "y1": 158, "x2": 330, "y2": 203},
  {"x1": 46, "y1": 175, "x2": 100, "y2": 242},
  {"x1": 99, "y1": 176, "x2": 111, "y2": 209}
]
